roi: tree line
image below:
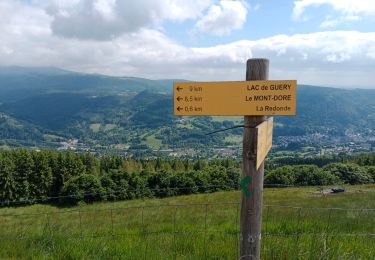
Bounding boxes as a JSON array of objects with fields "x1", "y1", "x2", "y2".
[{"x1": 0, "y1": 149, "x2": 374, "y2": 206}]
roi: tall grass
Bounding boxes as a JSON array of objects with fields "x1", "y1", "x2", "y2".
[{"x1": 0, "y1": 185, "x2": 374, "y2": 259}]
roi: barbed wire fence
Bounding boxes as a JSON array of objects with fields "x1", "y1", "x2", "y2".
[
  {"x1": 0, "y1": 185, "x2": 374, "y2": 259},
  {"x1": 1, "y1": 183, "x2": 374, "y2": 207}
]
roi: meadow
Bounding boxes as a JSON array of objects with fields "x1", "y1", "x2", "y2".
[{"x1": 0, "y1": 185, "x2": 374, "y2": 259}]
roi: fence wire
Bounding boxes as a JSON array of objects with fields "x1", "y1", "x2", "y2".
[{"x1": 1, "y1": 183, "x2": 374, "y2": 207}]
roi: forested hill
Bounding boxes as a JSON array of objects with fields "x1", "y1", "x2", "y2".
[{"x1": 0, "y1": 67, "x2": 374, "y2": 155}]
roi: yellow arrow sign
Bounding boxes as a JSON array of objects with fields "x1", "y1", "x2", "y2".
[{"x1": 174, "y1": 80, "x2": 296, "y2": 116}]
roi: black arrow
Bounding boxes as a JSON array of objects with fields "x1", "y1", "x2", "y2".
[
  {"x1": 176, "y1": 86, "x2": 183, "y2": 92},
  {"x1": 176, "y1": 96, "x2": 183, "y2": 102},
  {"x1": 177, "y1": 107, "x2": 183, "y2": 112}
]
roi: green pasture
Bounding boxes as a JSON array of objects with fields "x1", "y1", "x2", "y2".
[{"x1": 0, "y1": 185, "x2": 374, "y2": 259}]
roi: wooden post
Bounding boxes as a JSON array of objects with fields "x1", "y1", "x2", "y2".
[{"x1": 240, "y1": 58, "x2": 269, "y2": 259}]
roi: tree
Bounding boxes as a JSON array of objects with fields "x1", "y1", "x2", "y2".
[
  {"x1": 226, "y1": 167, "x2": 241, "y2": 189},
  {"x1": 222, "y1": 159, "x2": 235, "y2": 168},
  {"x1": 323, "y1": 163, "x2": 373, "y2": 184},
  {"x1": 100, "y1": 155, "x2": 122, "y2": 173},
  {"x1": 264, "y1": 166, "x2": 295, "y2": 186},
  {"x1": 60, "y1": 174, "x2": 104, "y2": 204},
  {"x1": 171, "y1": 159, "x2": 185, "y2": 172},
  {"x1": 59, "y1": 152, "x2": 86, "y2": 183},
  {"x1": 186, "y1": 170, "x2": 209, "y2": 193},
  {"x1": 45, "y1": 150, "x2": 60, "y2": 197},
  {"x1": 147, "y1": 170, "x2": 173, "y2": 197},
  {"x1": 12, "y1": 149, "x2": 34, "y2": 200},
  {"x1": 30, "y1": 151, "x2": 53, "y2": 199},
  {"x1": 100, "y1": 174, "x2": 117, "y2": 201},
  {"x1": 364, "y1": 166, "x2": 375, "y2": 183},
  {"x1": 293, "y1": 165, "x2": 339, "y2": 186},
  {"x1": 128, "y1": 171, "x2": 151, "y2": 199},
  {"x1": 107, "y1": 170, "x2": 130, "y2": 200},
  {"x1": 193, "y1": 160, "x2": 207, "y2": 171},
  {"x1": 206, "y1": 166, "x2": 231, "y2": 191},
  {"x1": 184, "y1": 159, "x2": 194, "y2": 171},
  {"x1": 80, "y1": 153, "x2": 99, "y2": 175},
  {"x1": 169, "y1": 172, "x2": 196, "y2": 195},
  {"x1": 0, "y1": 157, "x2": 16, "y2": 203}
]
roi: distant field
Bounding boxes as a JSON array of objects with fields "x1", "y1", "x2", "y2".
[
  {"x1": 89, "y1": 123, "x2": 101, "y2": 133},
  {"x1": 103, "y1": 124, "x2": 117, "y2": 131},
  {"x1": 224, "y1": 135, "x2": 242, "y2": 144},
  {"x1": 90, "y1": 123, "x2": 117, "y2": 133},
  {"x1": 142, "y1": 132, "x2": 162, "y2": 150},
  {"x1": 0, "y1": 185, "x2": 374, "y2": 259},
  {"x1": 211, "y1": 116, "x2": 242, "y2": 123}
]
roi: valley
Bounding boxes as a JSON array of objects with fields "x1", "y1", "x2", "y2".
[{"x1": 0, "y1": 67, "x2": 374, "y2": 159}]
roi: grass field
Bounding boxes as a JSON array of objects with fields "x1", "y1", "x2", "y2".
[
  {"x1": 0, "y1": 185, "x2": 374, "y2": 259},
  {"x1": 89, "y1": 123, "x2": 101, "y2": 133},
  {"x1": 224, "y1": 135, "x2": 242, "y2": 144},
  {"x1": 210, "y1": 116, "x2": 243, "y2": 123},
  {"x1": 142, "y1": 133, "x2": 162, "y2": 150}
]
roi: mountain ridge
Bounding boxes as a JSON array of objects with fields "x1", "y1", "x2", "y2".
[{"x1": 0, "y1": 66, "x2": 373, "y2": 156}]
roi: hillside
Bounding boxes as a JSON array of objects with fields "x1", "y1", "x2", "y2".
[
  {"x1": 1, "y1": 186, "x2": 375, "y2": 259},
  {"x1": 0, "y1": 67, "x2": 374, "y2": 156}
]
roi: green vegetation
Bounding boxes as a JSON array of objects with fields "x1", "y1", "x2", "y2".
[
  {"x1": 0, "y1": 150, "x2": 374, "y2": 207},
  {"x1": 142, "y1": 132, "x2": 163, "y2": 150},
  {"x1": 0, "y1": 185, "x2": 374, "y2": 259},
  {"x1": 0, "y1": 149, "x2": 242, "y2": 206},
  {"x1": 224, "y1": 135, "x2": 242, "y2": 143},
  {"x1": 211, "y1": 116, "x2": 242, "y2": 123}
]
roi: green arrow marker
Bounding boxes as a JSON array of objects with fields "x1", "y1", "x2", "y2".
[{"x1": 241, "y1": 176, "x2": 252, "y2": 197}]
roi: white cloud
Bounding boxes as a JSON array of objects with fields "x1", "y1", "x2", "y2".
[
  {"x1": 320, "y1": 15, "x2": 361, "y2": 28},
  {"x1": 326, "y1": 53, "x2": 351, "y2": 63},
  {"x1": 293, "y1": 0, "x2": 375, "y2": 20},
  {"x1": 320, "y1": 18, "x2": 340, "y2": 28},
  {"x1": 1, "y1": 1, "x2": 375, "y2": 87},
  {"x1": 45, "y1": 0, "x2": 213, "y2": 40},
  {"x1": 195, "y1": 0, "x2": 248, "y2": 36}
]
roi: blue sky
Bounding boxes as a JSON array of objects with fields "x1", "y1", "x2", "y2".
[
  {"x1": 0, "y1": 0, "x2": 375, "y2": 88},
  {"x1": 164, "y1": 0, "x2": 375, "y2": 47}
]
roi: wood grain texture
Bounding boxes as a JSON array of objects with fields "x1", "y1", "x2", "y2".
[{"x1": 240, "y1": 58, "x2": 269, "y2": 259}]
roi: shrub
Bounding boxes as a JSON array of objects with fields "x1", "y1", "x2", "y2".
[
  {"x1": 265, "y1": 166, "x2": 295, "y2": 186},
  {"x1": 323, "y1": 163, "x2": 373, "y2": 184},
  {"x1": 364, "y1": 166, "x2": 375, "y2": 183},
  {"x1": 106, "y1": 170, "x2": 130, "y2": 200},
  {"x1": 147, "y1": 170, "x2": 173, "y2": 197},
  {"x1": 60, "y1": 174, "x2": 104, "y2": 205},
  {"x1": 293, "y1": 165, "x2": 340, "y2": 186},
  {"x1": 169, "y1": 172, "x2": 197, "y2": 195}
]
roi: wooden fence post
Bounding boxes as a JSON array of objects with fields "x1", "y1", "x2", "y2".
[{"x1": 239, "y1": 58, "x2": 269, "y2": 259}]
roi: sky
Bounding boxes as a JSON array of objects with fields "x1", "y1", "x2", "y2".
[{"x1": 0, "y1": 0, "x2": 375, "y2": 88}]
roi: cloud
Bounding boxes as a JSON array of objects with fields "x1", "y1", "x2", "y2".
[
  {"x1": 195, "y1": 0, "x2": 248, "y2": 36},
  {"x1": 320, "y1": 15, "x2": 361, "y2": 28},
  {"x1": 320, "y1": 18, "x2": 340, "y2": 29},
  {"x1": 46, "y1": 0, "x2": 213, "y2": 40},
  {"x1": 293, "y1": 0, "x2": 375, "y2": 20},
  {"x1": 1, "y1": 1, "x2": 375, "y2": 87}
]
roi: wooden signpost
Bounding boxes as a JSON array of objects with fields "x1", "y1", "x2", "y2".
[{"x1": 174, "y1": 58, "x2": 296, "y2": 260}]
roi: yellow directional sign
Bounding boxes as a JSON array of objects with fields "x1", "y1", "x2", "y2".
[
  {"x1": 174, "y1": 80, "x2": 296, "y2": 116},
  {"x1": 256, "y1": 117, "x2": 273, "y2": 170}
]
